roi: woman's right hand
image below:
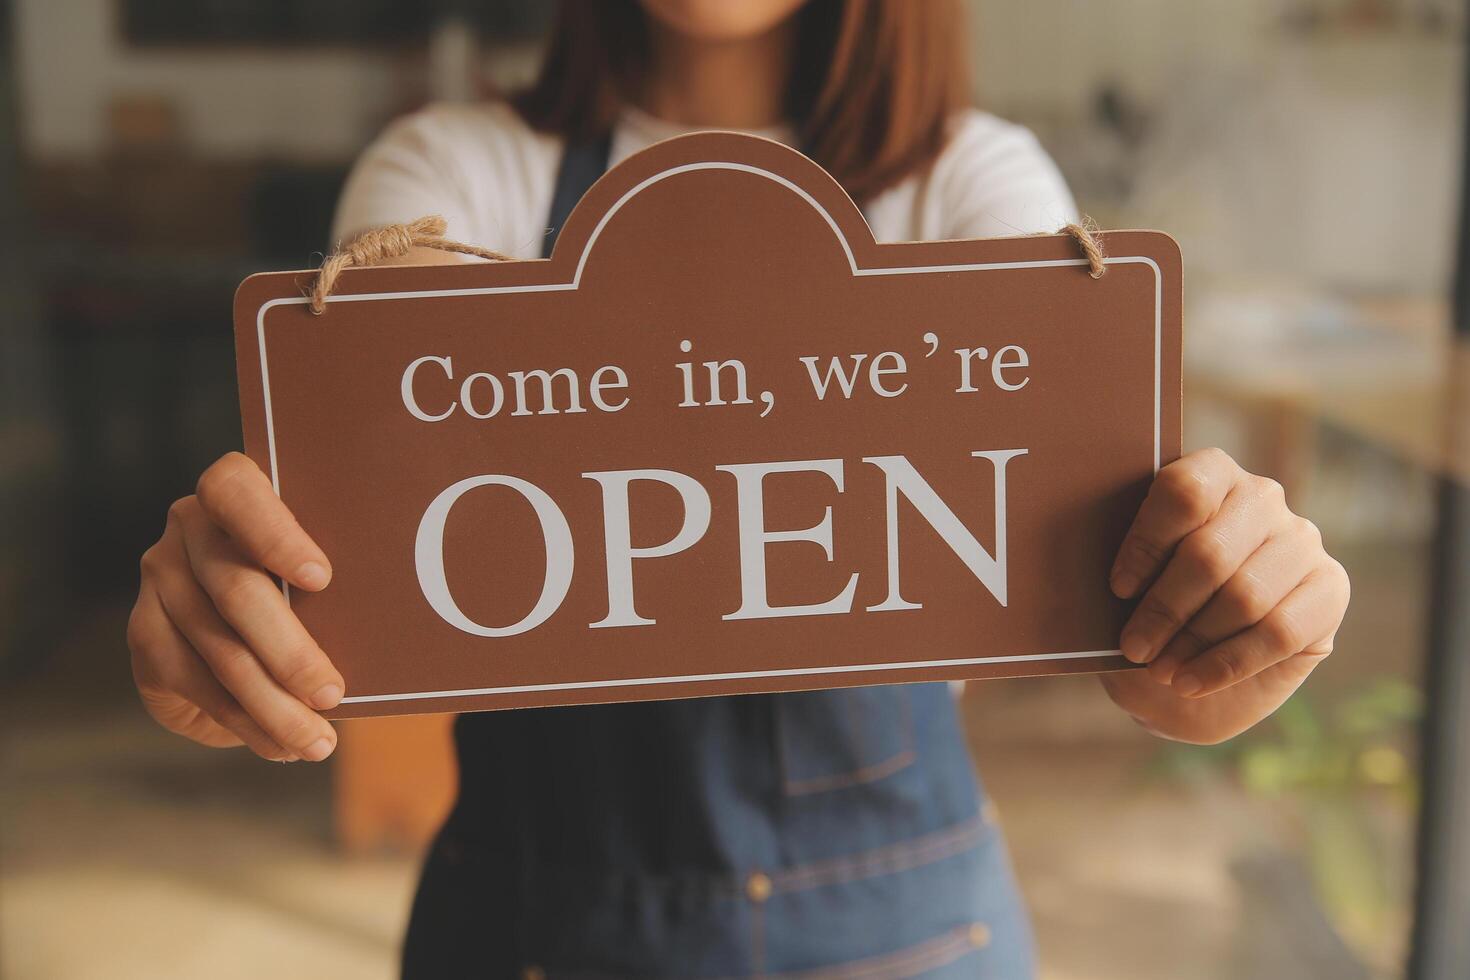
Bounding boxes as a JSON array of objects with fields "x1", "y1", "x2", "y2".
[{"x1": 127, "y1": 452, "x2": 344, "y2": 762}]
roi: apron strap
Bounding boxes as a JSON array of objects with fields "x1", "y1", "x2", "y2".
[{"x1": 542, "y1": 132, "x2": 614, "y2": 259}]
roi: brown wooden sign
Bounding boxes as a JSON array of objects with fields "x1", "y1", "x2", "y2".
[{"x1": 233, "y1": 132, "x2": 1181, "y2": 719}]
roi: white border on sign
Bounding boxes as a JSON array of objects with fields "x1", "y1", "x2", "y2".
[{"x1": 253, "y1": 161, "x2": 1163, "y2": 706}]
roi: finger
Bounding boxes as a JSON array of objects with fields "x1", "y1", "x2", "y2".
[
  {"x1": 174, "y1": 502, "x2": 344, "y2": 710},
  {"x1": 130, "y1": 587, "x2": 295, "y2": 759},
  {"x1": 1170, "y1": 561, "x2": 1349, "y2": 698},
  {"x1": 1101, "y1": 650, "x2": 1326, "y2": 745},
  {"x1": 1119, "y1": 479, "x2": 1283, "y2": 663},
  {"x1": 193, "y1": 452, "x2": 332, "y2": 591},
  {"x1": 1111, "y1": 448, "x2": 1243, "y2": 598},
  {"x1": 1146, "y1": 518, "x2": 1323, "y2": 684},
  {"x1": 181, "y1": 663, "x2": 300, "y2": 761},
  {"x1": 152, "y1": 563, "x2": 338, "y2": 762}
]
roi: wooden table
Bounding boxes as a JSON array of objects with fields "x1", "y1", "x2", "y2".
[
  {"x1": 1187, "y1": 301, "x2": 1468, "y2": 492},
  {"x1": 333, "y1": 713, "x2": 457, "y2": 853}
]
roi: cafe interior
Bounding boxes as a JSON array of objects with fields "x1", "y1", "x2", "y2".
[{"x1": 2, "y1": 0, "x2": 1467, "y2": 977}]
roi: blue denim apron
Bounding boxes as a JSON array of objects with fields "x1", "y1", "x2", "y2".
[{"x1": 399, "y1": 138, "x2": 1036, "y2": 980}]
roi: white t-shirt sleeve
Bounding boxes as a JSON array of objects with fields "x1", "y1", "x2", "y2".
[
  {"x1": 330, "y1": 102, "x2": 560, "y2": 258},
  {"x1": 932, "y1": 111, "x2": 1078, "y2": 239},
  {"x1": 866, "y1": 110, "x2": 1076, "y2": 243}
]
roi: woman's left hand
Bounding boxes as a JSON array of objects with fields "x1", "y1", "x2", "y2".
[{"x1": 1098, "y1": 448, "x2": 1350, "y2": 744}]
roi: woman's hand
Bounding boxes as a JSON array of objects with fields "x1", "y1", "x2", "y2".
[
  {"x1": 1099, "y1": 448, "x2": 1350, "y2": 745},
  {"x1": 127, "y1": 452, "x2": 344, "y2": 762},
  {"x1": 125, "y1": 241, "x2": 461, "y2": 761}
]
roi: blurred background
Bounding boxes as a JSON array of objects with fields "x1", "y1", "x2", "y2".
[{"x1": 2, "y1": 1, "x2": 1467, "y2": 978}]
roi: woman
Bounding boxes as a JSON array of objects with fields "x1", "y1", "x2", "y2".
[{"x1": 127, "y1": 1, "x2": 1350, "y2": 976}]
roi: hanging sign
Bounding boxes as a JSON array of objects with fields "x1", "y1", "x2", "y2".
[{"x1": 233, "y1": 132, "x2": 1182, "y2": 718}]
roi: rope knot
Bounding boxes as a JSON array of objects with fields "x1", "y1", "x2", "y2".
[
  {"x1": 309, "y1": 215, "x2": 509, "y2": 314},
  {"x1": 1060, "y1": 220, "x2": 1107, "y2": 279}
]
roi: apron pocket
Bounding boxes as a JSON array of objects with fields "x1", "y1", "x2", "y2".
[{"x1": 774, "y1": 685, "x2": 916, "y2": 797}]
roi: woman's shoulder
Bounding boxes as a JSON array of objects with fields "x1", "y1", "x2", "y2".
[
  {"x1": 336, "y1": 100, "x2": 561, "y2": 253},
  {"x1": 384, "y1": 99, "x2": 549, "y2": 141},
  {"x1": 941, "y1": 108, "x2": 1053, "y2": 160},
  {"x1": 371, "y1": 100, "x2": 561, "y2": 178},
  {"x1": 874, "y1": 108, "x2": 1077, "y2": 241}
]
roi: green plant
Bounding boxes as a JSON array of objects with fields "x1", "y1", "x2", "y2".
[{"x1": 1156, "y1": 676, "x2": 1421, "y2": 973}]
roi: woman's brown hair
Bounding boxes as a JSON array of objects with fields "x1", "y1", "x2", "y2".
[{"x1": 513, "y1": 0, "x2": 973, "y2": 204}]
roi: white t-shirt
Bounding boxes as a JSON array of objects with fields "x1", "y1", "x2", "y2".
[{"x1": 332, "y1": 101, "x2": 1077, "y2": 254}]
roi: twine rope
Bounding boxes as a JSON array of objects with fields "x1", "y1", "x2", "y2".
[
  {"x1": 309, "y1": 215, "x2": 512, "y2": 314},
  {"x1": 308, "y1": 214, "x2": 1106, "y2": 313},
  {"x1": 1059, "y1": 220, "x2": 1107, "y2": 279}
]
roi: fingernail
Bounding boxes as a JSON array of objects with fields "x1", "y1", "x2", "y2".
[
  {"x1": 296, "y1": 561, "x2": 331, "y2": 591},
  {"x1": 1111, "y1": 570, "x2": 1139, "y2": 599},
  {"x1": 1149, "y1": 658, "x2": 1177, "y2": 685},
  {"x1": 302, "y1": 737, "x2": 335, "y2": 762},
  {"x1": 312, "y1": 684, "x2": 343, "y2": 710},
  {"x1": 1173, "y1": 674, "x2": 1203, "y2": 697},
  {"x1": 1120, "y1": 632, "x2": 1151, "y2": 664}
]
